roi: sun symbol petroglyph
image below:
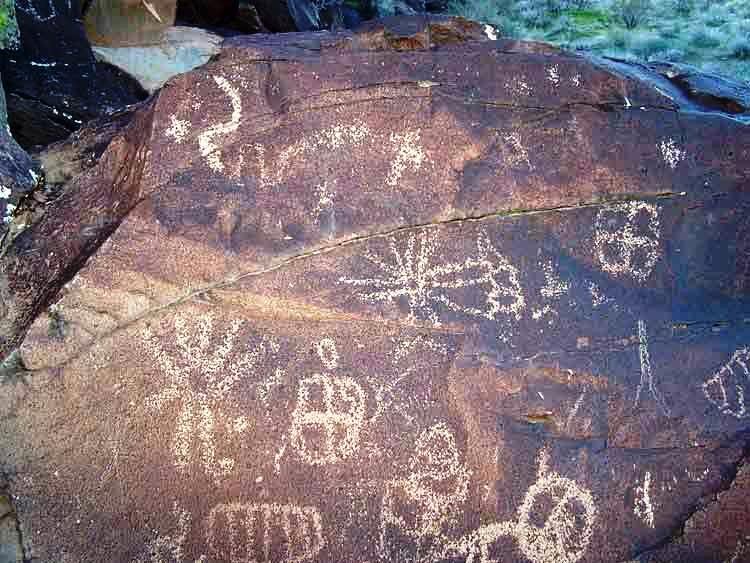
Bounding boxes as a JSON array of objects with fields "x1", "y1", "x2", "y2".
[
  {"x1": 379, "y1": 423, "x2": 471, "y2": 560},
  {"x1": 340, "y1": 230, "x2": 525, "y2": 326},
  {"x1": 634, "y1": 471, "x2": 655, "y2": 528},
  {"x1": 198, "y1": 75, "x2": 242, "y2": 173},
  {"x1": 594, "y1": 201, "x2": 661, "y2": 283},
  {"x1": 702, "y1": 347, "x2": 750, "y2": 418},
  {"x1": 288, "y1": 338, "x2": 367, "y2": 465},
  {"x1": 454, "y1": 450, "x2": 597, "y2": 563},
  {"x1": 207, "y1": 502, "x2": 325, "y2": 563},
  {"x1": 633, "y1": 319, "x2": 670, "y2": 416},
  {"x1": 141, "y1": 312, "x2": 279, "y2": 480}
]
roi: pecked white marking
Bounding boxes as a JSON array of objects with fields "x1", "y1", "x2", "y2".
[{"x1": 198, "y1": 76, "x2": 242, "y2": 173}]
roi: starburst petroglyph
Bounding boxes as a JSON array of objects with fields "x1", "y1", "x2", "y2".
[
  {"x1": 141, "y1": 312, "x2": 279, "y2": 480},
  {"x1": 340, "y1": 231, "x2": 525, "y2": 326}
]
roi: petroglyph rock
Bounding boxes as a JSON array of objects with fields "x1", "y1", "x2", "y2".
[{"x1": 1, "y1": 15, "x2": 749, "y2": 563}]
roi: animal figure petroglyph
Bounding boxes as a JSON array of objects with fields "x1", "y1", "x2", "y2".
[
  {"x1": 594, "y1": 201, "x2": 661, "y2": 283},
  {"x1": 206, "y1": 502, "x2": 325, "y2": 563},
  {"x1": 702, "y1": 347, "x2": 750, "y2": 418},
  {"x1": 379, "y1": 423, "x2": 471, "y2": 561},
  {"x1": 288, "y1": 338, "x2": 367, "y2": 465},
  {"x1": 141, "y1": 313, "x2": 280, "y2": 480},
  {"x1": 451, "y1": 450, "x2": 597, "y2": 563},
  {"x1": 340, "y1": 230, "x2": 525, "y2": 326}
]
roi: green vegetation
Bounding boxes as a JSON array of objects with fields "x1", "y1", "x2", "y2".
[
  {"x1": 0, "y1": 0, "x2": 19, "y2": 49},
  {"x1": 446, "y1": 0, "x2": 750, "y2": 83}
]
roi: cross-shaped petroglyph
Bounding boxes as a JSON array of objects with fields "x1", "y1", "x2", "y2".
[
  {"x1": 702, "y1": 347, "x2": 750, "y2": 418},
  {"x1": 287, "y1": 337, "x2": 367, "y2": 466},
  {"x1": 141, "y1": 312, "x2": 280, "y2": 481},
  {"x1": 340, "y1": 230, "x2": 525, "y2": 326},
  {"x1": 379, "y1": 423, "x2": 471, "y2": 561},
  {"x1": 634, "y1": 319, "x2": 670, "y2": 416},
  {"x1": 207, "y1": 502, "x2": 325, "y2": 563},
  {"x1": 452, "y1": 450, "x2": 597, "y2": 563},
  {"x1": 593, "y1": 201, "x2": 661, "y2": 283}
]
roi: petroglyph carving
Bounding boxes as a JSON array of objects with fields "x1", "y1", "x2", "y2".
[
  {"x1": 198, "y1": 76, "x2": 242, "y2": 173},
  {"x1": 455, "y1": 450, "x2": 597, "y2": 563},
  {"x1": 16, "y1": 0, "x2": 62, "y2": 21},
  {"x1": 166, "y1": 116, "x2": 191, "y2": 144},
  {"x1": 131, "y1": 503, "x2": 196, "y2": 563},
  {"x1": 141, "y1": 313, "x2": 278, "y2": 480},
  {"x1": 634, "y1": 471, "x2": 655, "y2": 528},
  {"x1": 634, "y1": 319, "x2": 670, "y2": 415},
  {"x1": 379, "y1": 423, "x2": 471, "y2": 559},
  {"x1": 255, "y1": 123, "x2": 371, "y2": 188},
  {"x1": 504, "y1": 132, "x2": 533, "y2": 170},
  {"x1": 594, "y1": 201, "x2": 661, "y2": 283},
  {"x1": 659, "y1": 138, "x2": 686, "y2": 169},
  {"x1": 288, "y1": 338, "x2": 366, "y2": 465},
  {"x1": 702, "y1": 347, "x2": 750, "y2": 418},
  {"x1": 207, "y1": 502, "x2": 325, "y2": 563},
  {"x1": 386, "y1": 130, "x2": 427, "y2": 187},
  {"x1": 340, "y1": 231, "x2": 525, "y2": 326}
]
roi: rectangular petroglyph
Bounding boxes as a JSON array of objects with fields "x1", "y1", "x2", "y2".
[{"x1": 207, "y1": 502, "x2": 325, "y2": 563}]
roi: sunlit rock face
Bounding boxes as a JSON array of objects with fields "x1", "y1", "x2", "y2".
[{"x1": 1, "y1": 15, "x2": 749, "y2": 563}]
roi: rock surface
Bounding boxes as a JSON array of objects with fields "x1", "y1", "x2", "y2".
[
  {"x1": 1, "y1": 15, "x2": 749, "y2": 563},
  {"x1": 92, "y1": 26, "x2": 222, "y2": 93},
  {"x1": 0, "y1": 0, "x2": 147, "y2": 148}
]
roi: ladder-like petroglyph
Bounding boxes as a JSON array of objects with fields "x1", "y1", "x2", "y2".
[
  {"x1": 452, "y1": 450, "x2": 597, "y2": 563},
  {"x1": 634, "y1": 319, "x2": 670, "y2": 415},
  {"x1": 206, "y1": 502, "x2": 325, "y2": 563},
  {"x1": 340, "y1": 231, "x2": 525, "y2": 326},
  {"x1": 140, "y1": 312, "x2": 279, "y2": 480},
  {"x1": 593, "y1": 201, "x2": 661, "y2": 283},
  {"x1": 702, "y1": 347, "x2": 750, "y2": 418},
  {"x1": 379, "y1": 423, "x2": 472, "y2": 561},
  {"x1": 287, "y1": 338, "x2": 367, "y2": 466}
]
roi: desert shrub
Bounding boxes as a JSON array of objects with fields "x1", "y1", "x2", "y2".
[
  {"x1": 729, "y1": 38, "x2": 750, "y2": 59},
  {"x1": 690, "y1": 27, "x2": 722, "y2": 49},
  {"x1": 612, "y1": 0, "x2": 651, "y2": 29},
  {"x1": 629, "y1": 31, "x2": 670, "y2": 59},
  {"x1": 673, "y1": 0, "x2": 693, "y2": 15},
  {"x1": 607, "y1": 27, "x2": 628, "y2": 49}
]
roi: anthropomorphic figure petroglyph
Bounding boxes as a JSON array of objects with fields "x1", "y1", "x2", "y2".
[
  {"x1": 341, "y1": 231, "x2": 525, "y2": 326},
  {"x1": 379, "y1": 423, "x2": 471, "y2": 561},
  {"x1": 141, "y1": 312, "x2": 279, "y2": 480},
  {"x1": 288, "y1": 338, "x2": 367, "y2": 465}
]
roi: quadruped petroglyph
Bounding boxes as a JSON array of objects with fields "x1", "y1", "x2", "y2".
[
  {"x1": 140, "y1": 312, "x2": 280, "y2": 480},
  {"x1": 379, "y1": 422, "x2": 472, "y2": 561},
  {"x1": 288, "y1": 338, "x2": 367, "y2": 465},
  {"x1": 594, "y1": 201, "x2": 661, "y2": 283},
  {"x1": 207, "y1": 502, "x2": 325, "y2": 563},
  {"x1": 340, "y1": 230, "x2": 525, "y2": 326},
  {"x1": 452, "y1": 450, "x2": 597, "y2": 563},
  {"x1": 702, "y1": 347, "x2": 750, "y2": 418}
]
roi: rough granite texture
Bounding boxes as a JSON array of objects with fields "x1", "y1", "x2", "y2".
[{"x1": 0, "y1": 15, "x2": 748, "y2": 563}]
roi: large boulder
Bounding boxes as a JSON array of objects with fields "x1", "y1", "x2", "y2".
[
  {"x1": 0, "y1": 15, "x2": 749, "y2": 563},
  {"x1": 0, "y1": 0, "x2": 146, "y2": 148}
]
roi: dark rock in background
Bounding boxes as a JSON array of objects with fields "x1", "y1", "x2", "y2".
[
  {"x1": 0, "y1": 0, "x2": 147, "y2": 149},
  {"x1": 0, "y1": 15, "x2": 748, "y2": 563}
]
